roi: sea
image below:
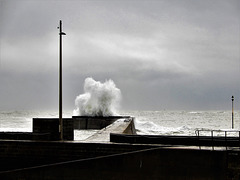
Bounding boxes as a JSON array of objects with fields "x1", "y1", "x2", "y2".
[{"x1": 0, "y1": 110, "x2": 240, "y2": 140}]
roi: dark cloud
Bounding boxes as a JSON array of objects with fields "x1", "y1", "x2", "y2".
[{"x1": 0, "y1": 0, "x2": 239, "y2": 111}]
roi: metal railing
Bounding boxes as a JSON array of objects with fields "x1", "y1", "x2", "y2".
[{"x1": 195, "y1": 129, "x2": 240, "y2": 150}]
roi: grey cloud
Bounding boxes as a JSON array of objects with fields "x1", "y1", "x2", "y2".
[{"x1": 0, "y1": 0, "x2": 239, "y2": 111}]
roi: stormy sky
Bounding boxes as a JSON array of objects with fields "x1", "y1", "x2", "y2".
[{"x1": 0, "y1": 0, "x2": 239, "y2": 111}]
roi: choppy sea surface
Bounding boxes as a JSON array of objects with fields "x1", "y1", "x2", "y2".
[{"x1": 0, "y1": 110, "x2": 239, "y2": 140}]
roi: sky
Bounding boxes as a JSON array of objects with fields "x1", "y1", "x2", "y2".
[{"x1": 0, "y1": 0, "x2": 239, "y2": 111}]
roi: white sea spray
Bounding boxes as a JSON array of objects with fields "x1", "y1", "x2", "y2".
[{"x1": 73, "y1": 77, "x2": 121, "y2": 116}]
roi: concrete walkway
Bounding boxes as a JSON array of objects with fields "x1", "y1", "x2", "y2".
[{"x1": 82, "y1": 118, "x2": 133, "y2": 143}]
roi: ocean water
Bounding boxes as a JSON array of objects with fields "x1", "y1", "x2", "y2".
[
  {"x1": 0, "y1": 110, "x2": 239, "y2": 139},
  {"x1": 123, "y1": 110, "x2": 240, "y2": 136}
]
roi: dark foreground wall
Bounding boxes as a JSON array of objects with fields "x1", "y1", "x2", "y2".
[
  {"x1": 0, "y1": 140, "x2": 155, "y2": 171},
  {"x1": 0, "y1": 147, "x2": 228, "y2": 180}
]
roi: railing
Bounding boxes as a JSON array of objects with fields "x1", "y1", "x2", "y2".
[{"x1": 195, "y1": 129, "x2": 240, "y2": 150}]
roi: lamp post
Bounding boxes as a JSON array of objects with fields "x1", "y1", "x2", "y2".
[
  {"x1": 58, "y1": 20, "x2": 66, "y2": 140},
  {"x1": 232, "y1": 96, "x2": 234, "y2": 129}
]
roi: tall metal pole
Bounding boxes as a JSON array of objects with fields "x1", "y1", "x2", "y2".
[
  {"x1": 232, "y1": 96, "x2": 234, "y2": 129},
  {"x1": 58, "y1": 20, "x2": 66, "y2": 140}
]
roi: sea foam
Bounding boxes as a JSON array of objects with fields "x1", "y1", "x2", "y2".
[{"x1": 134, "y1": 119, "x2": 192, "y2": 135}]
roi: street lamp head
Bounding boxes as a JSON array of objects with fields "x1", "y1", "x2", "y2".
[{"x1": 59, "y1": 32, "x2": 66, "y2": 35}]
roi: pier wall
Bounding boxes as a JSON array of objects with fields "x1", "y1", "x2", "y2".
[
  {"x1": 0, "y1": 145, "x2": 229, "y2": 180},
  {"x1": 72, "y1": 116, "x2": 131, "y2": 130},
  {"x1": 33, "y1": 118, "x2": 73, "y2": 140}
]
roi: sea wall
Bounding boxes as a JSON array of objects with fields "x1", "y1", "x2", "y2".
[
  {"x1": 33, "y1": 118, "x2": 73, "y2": 140},
  {"x1": 0, "y1": 145, "x2": 229, "y2": 180},
  {"x1": 72, "y1": 116, "x2": 131, "y2": 130}
]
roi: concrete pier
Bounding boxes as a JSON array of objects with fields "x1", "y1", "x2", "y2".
[{"x1": 72, "y1": 116, "x2": 131, "y2": 130}]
